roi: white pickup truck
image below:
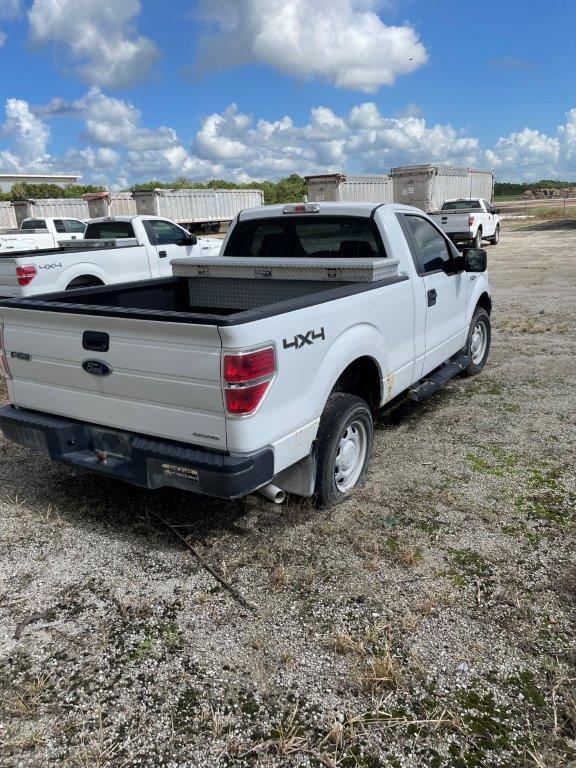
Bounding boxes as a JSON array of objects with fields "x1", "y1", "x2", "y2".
[
  {"x1": 0, "y1": 202, "x2": 491, "y2": 507},
  {"x1": 0, "y1": 217, "x2": 86, "y2": 254},
  {"x1": 0, "y1": 215, "x2": 221, "y2": 297},
  {"x1": 429, "y1": 198, "x2": 500, "y2": 248}
]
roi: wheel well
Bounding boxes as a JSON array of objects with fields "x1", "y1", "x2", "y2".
[
  {"x1": 476, "y1": 291, "x2": 492, "y2": 315},
  {"x1": 331, "y1": 356, "x2": 381, "y2": 409},
  {"x1": 66, "y1": 275, "x2": 105, "y2": 290}
]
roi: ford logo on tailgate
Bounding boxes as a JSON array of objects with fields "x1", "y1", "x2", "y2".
[{"x1": 82, "y1": 359, "x2": 112, "y2": 377}]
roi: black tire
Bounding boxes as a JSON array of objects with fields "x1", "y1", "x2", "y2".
[
  {"x1": 461, "y1": 308, "x2": 491, "y2": 377},
  {"x1": 474, "y1": 228, "x2": 483, "y2": 249},
  {"x1": 488, "y1": 224, "x2": 500, "y2": 245},
  {"x1": 314, "y1": 393, "x2": 373, "y2": 508}
]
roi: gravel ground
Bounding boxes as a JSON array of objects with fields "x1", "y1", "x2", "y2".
[{"x1": 0, "y1": 220, "x2": 575, "y2": 767}]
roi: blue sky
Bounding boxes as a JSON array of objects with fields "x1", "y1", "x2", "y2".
[{"x1": 0, "y1": 0, "x2": 575, "y2": 187}]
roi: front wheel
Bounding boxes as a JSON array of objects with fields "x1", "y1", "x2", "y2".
[
  {"x1": 488, "y1": 224, "x2": 500, "y2": 245},
  {"x1": 314, "y1": 393, "x2": 373, "y2": 508},
  {"x1": 461, "y1": 308, "x2": 491, "y2": 377}
]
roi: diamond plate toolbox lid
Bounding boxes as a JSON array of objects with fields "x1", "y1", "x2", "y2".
[{"x1": 171, "y1": 256, "x2": 399, "y2": 283}]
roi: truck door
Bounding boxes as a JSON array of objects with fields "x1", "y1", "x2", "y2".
[
  {"x1": 401, "y1": 214, "x2": 468, "y2": 375},
  {"x1": 144, "y1": 219, "x2": 198, "y2": 277},
  {"x1": 482, "y1": 200, "x2": 495, "y2": 236}
]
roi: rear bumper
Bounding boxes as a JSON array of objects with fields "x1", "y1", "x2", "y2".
[{"x1": 0, "y1": 405, "x2": 274, "y2": 499}]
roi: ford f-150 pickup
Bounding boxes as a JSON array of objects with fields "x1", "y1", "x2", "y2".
[
  {"x1": 429, "y1": 198, "x2": 500, "y2": 248},
  {"x1": 0, "y1": 202, "x2": 492, "y2": 507},
  {"x1": 0, "y1": 215, "x2": 221, "y2": 297},
  {"x1": 0, "y1": 216, "x2": 86, "y2": 254}
]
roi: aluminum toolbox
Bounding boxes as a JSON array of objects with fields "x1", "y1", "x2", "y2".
[{"x1": 171, "y1": 256, "x2": 399, "y2": 283}]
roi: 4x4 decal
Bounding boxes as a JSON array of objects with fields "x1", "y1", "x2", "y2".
[{"x1": 283, "y1": 327, "x2": 325, "y2": 350}]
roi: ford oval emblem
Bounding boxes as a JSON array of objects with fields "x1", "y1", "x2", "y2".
[{"x1": 82, "y1": 359, "x2": 112, "y2": 377}]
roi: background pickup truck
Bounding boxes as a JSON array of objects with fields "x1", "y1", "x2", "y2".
[
  {"x1": 0, "y1": 217, "x2": 86, "y2": 254},
  {"x1": 0, "y1": 202, "x2": 492, "y2": 508},
  {"x1": 0, "y1": 215, "x2": 221, "y2": 297},
  {"x1": 429, "y1": 198, "x2": 500, "y2": 248}
]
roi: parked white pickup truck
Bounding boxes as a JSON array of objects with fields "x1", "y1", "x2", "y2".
[
  {"x1": 0, "y1": 202, "x2": 491, "y2": 507},
  {"x1": 0, "y1": 215, "x2": 221, "y2": 297},
  {"x1": 429, "y1": 198, "x2": 500, "y2": 248},
  {"x1": 0, "y1": 217, "x2": 86, "y2": 254}
]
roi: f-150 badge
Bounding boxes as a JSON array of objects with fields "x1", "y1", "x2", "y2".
[{"x1": 283, "y1": 327, "x2": 325, "y2": 350}]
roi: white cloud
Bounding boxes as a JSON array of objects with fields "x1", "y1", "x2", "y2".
[
  {"x1": 0, "y1": 98, "x2": 51, "y2": 171},
  {"x1": 4, "y1": 89, "x2": 576, "y2": 187},
  {"x1": 191, "y1": 102, "x2": 479, "y2": 178},
  {"x1": 195, "y1": 0, "x2": 427, "y2": 92},
  {"x1": 0, "y1": 30, "x2": 5, "y2": 46},
  {"x1": 40, "y1": 88, "x2": 179, "y2": 151},
  {"x1": 28, "y1": 0, "x2": 159, "y2": 88}
]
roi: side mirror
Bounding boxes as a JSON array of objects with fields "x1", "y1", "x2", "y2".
[
  {"x1": 179, "y1": 233, "x2": 197, "y2": 246},
  {"x1": 463, "y1": 248, "x2": 487, "y2": 272},
  {"x1": 493, "y1": 208, "x2": 501, "y2": 215}
]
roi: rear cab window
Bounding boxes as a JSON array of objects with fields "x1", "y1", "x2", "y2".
[
  {"x1": 84, "y1": 221, "x2": 136, "y2": 239},
  {"x1": 224, "y1": 216, "x2": 386, "y2": 259},
  {"x1": 440, "y1": 200, "x2": 482, "y2": 211},
  {"x1": 21, "y1": 219, "x2": 47, "y2": 230}
]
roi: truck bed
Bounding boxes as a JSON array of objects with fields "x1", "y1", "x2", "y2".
[{"x1": 0, "y1": 273, "x2": 407, "y2": 326}]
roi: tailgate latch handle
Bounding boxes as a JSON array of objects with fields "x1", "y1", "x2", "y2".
[{"x1": 83, "y1": 330, "x2": 110, "y2": 352}]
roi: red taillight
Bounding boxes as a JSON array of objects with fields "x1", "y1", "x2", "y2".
[
  {"x1": 222, "y1": 346, "x2": 276, "y2": 416},
  {"x1": 0, "y1": 322, "x2": 12, "y2": 380},
  {"x1": 224, "y1": 347, "x2": 275, "y2": 383},
  {"x1": 225, "y1": 382, "x2": 270, "y2": 415},
  {"x1": 468, "y1": 215, "x2": 475, "y2": 227},
  {"x1": 16, "y1": 265, "x2": 37, "y2": 286}
]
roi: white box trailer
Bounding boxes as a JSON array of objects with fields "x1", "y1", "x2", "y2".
[
  {"x1": 0, "y1": 201, "x2": 17, "y2": 230},
  {"x1": 12, "y1": 198, "x2": 89, "y2": 226},
  {"x1": 132, "y1": 188, "x2": 265, "y2": 232},
  {"x1": 390, "y1": 165, "x2": 494, "y2": 212},
  {"x1": 83, "y1": 192, "x2": 137, "y2": 218},
  {"x1": 305, "y1": 174, "x2": 393, "y2": 204}
]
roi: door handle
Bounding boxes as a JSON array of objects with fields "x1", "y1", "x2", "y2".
[
  {"x1": 159, "y1": 250, "x2": 167, "y2": 258},
  {"x1": 427, "y1": 288, "x2": 437, "y2": 307},
  {"x1": 83, "y1": 330, "x2": 109, "y2": 352}
]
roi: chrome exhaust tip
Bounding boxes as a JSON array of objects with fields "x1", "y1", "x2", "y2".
[{"x1": 257, "y1": 483, "x2": 286, "y2": 504}]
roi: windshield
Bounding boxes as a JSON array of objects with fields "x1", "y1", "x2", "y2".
[
  {"x1": 21, "y1": 219, "x2": 47, "y2": 230},
  {"x1": 441, "y1": 200, "x2": 482, "y2": 211},
  {"x1": 224, "y1": 216, "x2": 386, "y2": 259},
  {"x1": 84, "y1": 221, "x2": 135, "y2": 239}
]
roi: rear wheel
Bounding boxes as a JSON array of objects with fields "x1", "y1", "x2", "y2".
[
  {"x1": 314, "y1": 393, "x2": 373, "y2": 508},
  {"x1": 474, "y1": 228, "x2": 483, "y2": 248},
  {"x1": 461, "y1": 308, "x2": 491, "y2": 376},
  {"x1": 488, "y1": 224, "x2": 500, "y2": 245}
]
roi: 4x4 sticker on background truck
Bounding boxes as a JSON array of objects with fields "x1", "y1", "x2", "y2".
[{"x1": 283, "y1": 327, "x2": 325, "y2": 350}]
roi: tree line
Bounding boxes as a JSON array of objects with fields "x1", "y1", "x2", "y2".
[{"x1": 0, "y1": 175, "x2": 308, "y2": 206}]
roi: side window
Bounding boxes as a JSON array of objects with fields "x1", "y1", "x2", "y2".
[
  {"x1": 148, "y1": 220, "x2": 186, "y2": 245},
  {"x1": 53, "y1": 219, "x2": 66, "y2": 233},
  {"x1": 403, "y1": 216, "x2": 453, "y2": 274},
  {"x1": 65, "y1": 219, "x2": 86, "y2": 233}
]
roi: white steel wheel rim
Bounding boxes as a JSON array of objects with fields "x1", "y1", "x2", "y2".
[
  {"x1": 334, "y1": 419, "x2": 368, "y2": 493},
  {"x1": 470, "y1": 321, "x2": 488, "y2": 365}
]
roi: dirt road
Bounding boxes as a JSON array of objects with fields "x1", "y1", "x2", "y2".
[{"x1": 1, "y1": 220, "x2": 575, "y2": 767}]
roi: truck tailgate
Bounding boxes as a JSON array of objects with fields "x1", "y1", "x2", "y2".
[
  {"x1": 0, "y1": 259, "x2": 20, "y2": 298},
  {"x1": 0, "y1": 308, "x2": 227, "y2": 449}
]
